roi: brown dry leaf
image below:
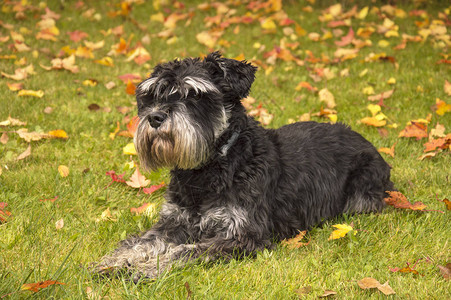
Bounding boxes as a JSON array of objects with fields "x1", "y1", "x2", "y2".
[
  {"x1": 16, "y1": 144, "x2": 31, "y2": 161},
  {"x1": 441, "y1": 198, "x2": 451, "y2": 210},
  {"x1": 294, "y1": 286, "x2": 312, "y2": 296},
  {"x1": 55, "y1": 218, "x2": 64, "y2": 230},
  {"x1": 377, "y1": 282, "x2": 396, "y2": 295},
  {"x1": 418, "y1": 152, "x2": 437, "y2": 160},
  {"x1": 126, "y1": 167, "x2": 150, "y2": 188},
  {"x1": 368, "y1": 89, "x2": 394, "y2": 101},
  {"x1": 0, "y1": 133, "x2": 8, "y2": 144},
  {"x1": 318, "y1": 88, "x2": 336, "y2": 109},
  {"x1": 16, "y1": 129, "x2": 49, "y2": 142},
  {"x1": 105, "y1": 81, "x2": 116, "y2": 90},
  {"x1": 281, "y1": 230, "x2": 310, "y2": 249},
  {"x1": 438, "y1": 263, "x2": 451, "y2": 280},
  {"x1": 423, "y1": 135, "x2": 451, "y2": 153},
  {"x1": 21, "y1": 280, "x2": 65, "y2": 292},
  {"x1": 58, "y1": 165, "x2": 69, "y2": 177},
  {"x1": 398, "y1": 122, "x2": 428, "y2": 140},
  {"x1": 357, "y1": 277, "x2": 381, "y2": 289},
  {"x1": 95, "y1": 208, "x2": 117, "y2": 222},
  {"x1": 319, "y1": 290, "x2": 337, "y2": 298},
  {"x1": 1, "y1": 64, "x2": 35, "y2": 80},
  {"x1": 384, "y1": 191, "x2": 427, "y2": 211}
]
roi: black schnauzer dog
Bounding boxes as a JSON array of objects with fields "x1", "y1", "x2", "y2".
[{"x1": 95, "y1": 52, "x2": 395, "y2": 281}]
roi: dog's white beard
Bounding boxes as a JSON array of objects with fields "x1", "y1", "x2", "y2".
[{"x1": 135, "y1": 110, "x2": 212, "y2": 171}]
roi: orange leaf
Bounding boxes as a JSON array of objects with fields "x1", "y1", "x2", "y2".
[
  {"x1": 0, "y1": 202, "x2": 12, "y2": 223},
  {"x1": 384, "y1": 191, "x2": 427, "y2": 211},
  {"x1": 441, "y1": 198, "x2": 451, "y2": 210},
  {"x1": 378, "y1": 143, "x2": 396, "y2": 158},
  {"x1": 130, "y1": 202, "x2": 157, "y2": 215},
  {"x1": 281, "y1": 230, "x2": 310, "y2": 249},
  {"x1": 361, "y1": 116, "x2": 386, "y2": 127},
  {"x1": 125, "y1": 80, "x2": 136, "y2": 95},
  {"x1": 398, "y1": 122, "x2": 428, "y2": 140},
  {"x1": 21, "y1": 280, "x2": 65, "y2": 292}
]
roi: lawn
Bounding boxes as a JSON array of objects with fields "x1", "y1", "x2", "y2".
[{"x1": 0, "y1": 0, "x2": 450, "y2": 298}]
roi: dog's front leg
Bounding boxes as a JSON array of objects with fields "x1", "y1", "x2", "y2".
[{"x1": 94, "y1": 202, "x2": 197, "y2": 279}]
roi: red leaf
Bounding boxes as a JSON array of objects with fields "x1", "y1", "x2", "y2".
[
  {"x1": 142, "y1": 183, "x2": 166, "y2": 194},
  {"x1": 335, "y1": 27, "x2": 354, "y2": 46},
  {"x1": 106, "y1": 170, "x2": 126, "y2": 183},
  {"x1": 118, "y1": 73, "x2": 142, "y2": 84},
  {"x1": 68, "y1": 30, "x2": 88, "y2": 42}
]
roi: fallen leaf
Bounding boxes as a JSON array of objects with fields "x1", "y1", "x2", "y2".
[
  {"x1": 378, "y1": 143, "x2": 396, "y2": 158},
  {"x1": 357, "y1": 277, "x2": 382, "y2": 289},
  {"x1": 55, "y1": 218, "x2": 64, "y2": 230},
  {"x1": 319, "y1": 290, "x2": 337, "y2": 298},
  {"x1": 16, "y1": 144, "x2": 31, "y2": 161},
  {"x1": 48, "y1": 129, "x2": 68, "y2": 139},
  {"x1": 130, "y1": 202, "x2": 157, "y2": 215},
  {"x1": 281, "y1": 230, "x2": 310, "y2": 249},
  {"x1": 328, "y1": 224, "x2": 355, "y2": 240},
  {"x1": 398, "y1": 122, "x2": 428, "y2": 140},
  {"x1": 95, "y1": 208, "x2": 117, "y2": 222},
  {"x1": 125, "y1": 80, "x2": 136, "y2": 95},
  {"x1": 126, "y1": 167, "x2": 150, "y2": 188},
  {"x1": 438, "y1": 263, "x2": 451, "y2": 280},
  {"x1": 377, "y1": 281, "x2": 396, "y2": 295},
  {"x1": 0, "y1": 133, "x2": 8, "y2": 144},
  {"x1": 0, "y1": 116, "x2": 27, "y2": 127},
  {"x1": 0, "y1": 202, "x2": 12, "y2": 223},
  {"x1": 295, "y1": 81, "x2": 317, "y2": 92},
  {"x1": 361, "y1": 116, "x2": 386, "y2": 127},
  {"x1": 444, "y1": 80, "x2": 451, "y2": 96},
  {"x1": 40, "y1": 196, "x2": 58, "y2": 203},
  {"x1": 435, "y1": 98, "x2": 451, "y2": 116},
  {"x1": 368, "y1": 89, "x2": 394, "y2": 101},
  {"x1": 58, "y1": 165, "x2": 69, "y2": 177},
  {"x1": 6, "y1": 82, "x2": 24, "y2": 91},
  {"x1": 318, "y1": 88, "x2": 336, "y2": 109},
  {"x1": 294, "y1": 286, "x2": 312, "y2": 296},
  {"x1": 123, "y1": 143, "x2": 137, "y2": 155},
  {"x1": 21, "y1": 280, "x2": 65, "y2": 292},
  {"x1": 142, "y1": 183, "x2": 166, "y2": 194},
  {"x1": 441, "y1": 198, "x2": 451, "y2": 210},
  {"x1": 105, "y1": 170, "x2": 126, "y2": 188},
  {"x1": 17, "y1": 89, "x2": 45, "y2": 98},
  {"x1": 384, "y1": 191, "x2": 427, "y2": 210}
]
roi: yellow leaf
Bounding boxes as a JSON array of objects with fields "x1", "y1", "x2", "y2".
[
  {"x1": 58, "y1": 165, "x2": 69, "y2": 177},
  {"x1": 123, "y1": 143, "x2": 137, "y2": 155},
  {"x1": 367, "y1": 104, "x2": 381, "y2": 116},
  {"x1": 17, "y1": 89, "x2": 44, "y2": 98},
  {"x1": 387, "y1": 77, "x2": 396, "y2": 85},
  {"x1": 360, "y1": 116, "x2": 386, "y2": 127},
  {"x1": 48, "y1": 129, "x2": 68, "y2": 139},
  {"x1": 94, "y1": 57, "x2": 114, "y2": 67},
  {"x1": 196, "y1": 31, "x2": 216, "y2": 48},
  {"x1": 261, "y1": 18, "x2": 276, "y2": 31},
  {"x1": 327, "y1": 114, "x2": 337, "y2": 123},
  {"x1": 378, "y1": 40, "x2": 390, "y2": 48},
  {"x1": 357, "y1": 6, "x2": 369, "y2": 19},
  {"x1": 436, "y1": 99, "x2": 451, "y2": 116},
  {"x1": 328, "y1": 224, "x2": 355, "y2": 240},
  {"x1": 363, "y1": 86, "x2": 375, "y2": 95},
  {"x1": 82, "y1": 79, "x2": 98, "y2": 87}
]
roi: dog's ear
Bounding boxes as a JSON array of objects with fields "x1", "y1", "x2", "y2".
[{"x1": 205, "y1": 51, "x2": 257, "y2": 99}]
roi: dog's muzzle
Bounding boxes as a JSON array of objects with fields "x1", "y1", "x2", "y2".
[{"x1": 148, "y1": 111, "x2": 168, "y2": 129}]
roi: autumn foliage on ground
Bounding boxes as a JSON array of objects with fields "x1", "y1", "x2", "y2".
[{"x1": 0, "y1": 0, "x2": 450, "y2": 298}]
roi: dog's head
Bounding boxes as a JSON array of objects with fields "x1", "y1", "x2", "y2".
[{"x1": 134, "y1": 52, "x2": 257, "y2": 171}]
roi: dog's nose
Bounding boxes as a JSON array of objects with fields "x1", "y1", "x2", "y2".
[{"x1": 148, "y1": 111, "x2": 167, "y2": 128}]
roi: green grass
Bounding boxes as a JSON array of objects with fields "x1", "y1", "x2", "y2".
[{"x1": 1, "y1": 0, "x2": 450, "y2": 298}]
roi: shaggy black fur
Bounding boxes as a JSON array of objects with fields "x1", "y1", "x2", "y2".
[{"x1": 94, "y1": 52, "x2": 395, "y2": 281}]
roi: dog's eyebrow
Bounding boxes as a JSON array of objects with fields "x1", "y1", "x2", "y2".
[
  {"x1": 137, "y1": 77, "x2": 158, "y2": 95},
  {"x1": 183, "y1": 76, "x2": 219, "y2": 95}
]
